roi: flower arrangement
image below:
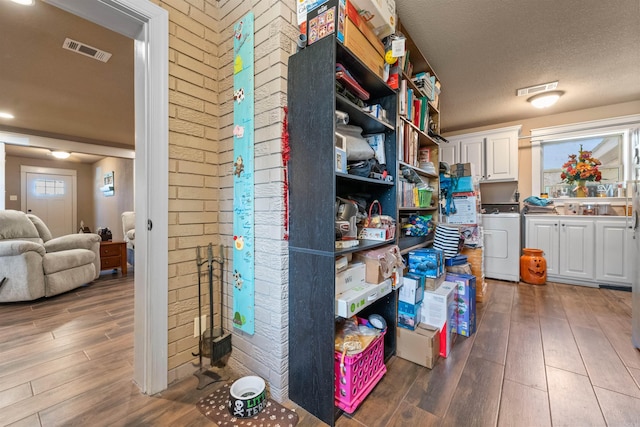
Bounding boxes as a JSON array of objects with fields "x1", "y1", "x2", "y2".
[{"x1": 560, "y1": 144, "x2": 602, "y2": 184}]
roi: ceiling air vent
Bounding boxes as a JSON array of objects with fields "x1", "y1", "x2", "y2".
[
  {"x1": 62, "y1": 38, "x2": 112, "y2": 63},
  {"x1": 516, "y1": 81, "x2": 558, "y2": 97}
]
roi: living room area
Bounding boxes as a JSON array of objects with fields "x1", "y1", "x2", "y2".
[{"x1": 0, "y1": 150, "x2": 135, "y2": 300}]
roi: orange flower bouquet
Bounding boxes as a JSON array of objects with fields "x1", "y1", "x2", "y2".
[{"x1": 560, "y1": 145, "x2": 602, "y2": 195}]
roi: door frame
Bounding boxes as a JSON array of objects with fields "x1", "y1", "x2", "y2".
[
  {"x1": 45, "y1": 0, "x2": 170, "y2": 394},
  {"x1": 20, "y1": 165, "x2": 78, "y2": 235}
]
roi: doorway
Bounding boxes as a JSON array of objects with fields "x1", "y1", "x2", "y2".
[
  {"x1": 21, "y1": 166, "x2": 77, "y2": 238},
  {"x1": 45, "y1": 0, "x2": 169, "y2": 394}
]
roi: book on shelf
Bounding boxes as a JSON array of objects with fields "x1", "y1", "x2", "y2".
[{"x1": 399, "y1": 79, "x2": 407, "y2": 117}]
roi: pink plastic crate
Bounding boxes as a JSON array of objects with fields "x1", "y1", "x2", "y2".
[{"x1": 334, "y1": 326, "x2": 386, "y2": 413}]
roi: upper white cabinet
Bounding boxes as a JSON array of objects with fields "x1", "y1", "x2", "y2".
[
  {"x1": 445, "y1": 125, "x2": 521, "y2": 181},
  {"x1": 459, "y1": 136, "x2": 484, "y2": 178},
  {"x1": 439, "y1": 142, "x2": 457, "y2": 167},
  {"x1": 485, "y1": 130, "x2": 519, "y2": 181}
]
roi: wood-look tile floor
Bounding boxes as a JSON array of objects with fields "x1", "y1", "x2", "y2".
[{"x1": 1, "y1": 274, "x2": 639, "y2": 426}]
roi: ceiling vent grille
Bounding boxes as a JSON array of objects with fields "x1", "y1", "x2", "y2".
[
  {"x1": 62, "y1": 38, "x2": 112, "y2": 63},
  {"x1": 517, "y1": 81, "x2": 558, "y2": 97}
]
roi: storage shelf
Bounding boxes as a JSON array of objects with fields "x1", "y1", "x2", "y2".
[
  {"x1": 336, "y1": 172, "x2": 394, "y2": 186},
  {"x1": 335, "y1": 238, "x2": 395, "y2": 256},
  {"x1": 398, "y1": 161, "x2": 438, "y2": 179},
  {"x1": 402, "y1": 71, "x2": 439, "y2": 114},
  {"x1": 400, "y1": 116, "x2": 438, "y2": 147},
  {"x1": 336, "y1": 94, "x2": 394, "y2": 134},
  {"x1": 398, "y1": 206, "x2": 438, "y2": 212},
  {"x1": 336, "y1": 42, "x2": 395, "y2": 99},
  {"x1": 398, "y1": 235, "x2": 434, "y2": 254}
]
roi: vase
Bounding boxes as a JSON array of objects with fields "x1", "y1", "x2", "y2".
[
  {"x1": 576, "y1": 180, "x2": 587, "y2": 197},
  {"x1": 520, "y1": 248, "x2": 547, "y2": 285}
]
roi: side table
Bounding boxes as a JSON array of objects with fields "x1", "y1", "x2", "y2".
[{"x1": 100, "y1": 241, "x2": 127, "y2": 275}]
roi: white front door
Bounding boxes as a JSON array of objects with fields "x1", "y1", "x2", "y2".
[
  {"x1": 21, "y1": 166, "x2": 76, "y2": 238},
  {"x1": 26, "y1": 172, "x2": 74, "y2": 237}
]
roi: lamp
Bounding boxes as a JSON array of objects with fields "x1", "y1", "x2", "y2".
[
  {"x1": 528, "y1": 91, "x2": 564, "y2": 109},
  {"x1": 0, "y1": 112, "x2": 14, "y2": 119},
  {"x1": 51, "y1": 151, "x2": 71, "y2": 159}
]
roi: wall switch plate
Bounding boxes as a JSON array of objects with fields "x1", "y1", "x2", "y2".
[{"x1": 193, "y1": 315, "x2": 207, "y2": 337}]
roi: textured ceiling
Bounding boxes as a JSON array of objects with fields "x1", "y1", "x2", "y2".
[
  {"x1": 0, "y1": 0, "x2": 638, "y2": 160},
  {"x1": 397, "y1": 0, "x2": 640, "y2": 133}
]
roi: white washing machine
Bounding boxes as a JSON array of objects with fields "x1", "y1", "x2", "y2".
[{"x1": 482, "y1": 208, "x2": 521, "y2": 282}]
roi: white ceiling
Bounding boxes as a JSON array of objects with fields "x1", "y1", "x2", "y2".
[{"x1": 0, "y1": 0, "x2": 639, "y2": 163}]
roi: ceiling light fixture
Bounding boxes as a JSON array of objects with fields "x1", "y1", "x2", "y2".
[
  {"x1": 51, "y1": 151, "x2": 71, "y2": 159},
  {"x1": 528, "y1": 91, "x2": 564, "y2": 109},
  {"x1": 10, "y1": 0, "x2": 35, "y2": 5},
  {"x1": 0, "y1": 112, "x2": 15, "y2": 119}
]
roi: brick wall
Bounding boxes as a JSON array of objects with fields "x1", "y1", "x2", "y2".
[
  {"x1": 157, "y1": 0, "x2": 299, "y2": 400},
  {"x1": 216, "y1": 0, "x2": 298, "y2": 401}
]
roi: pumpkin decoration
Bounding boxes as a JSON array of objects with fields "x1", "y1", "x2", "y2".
[{"x1": 520, "y1": 248, "x2": 547, "y2": 285}]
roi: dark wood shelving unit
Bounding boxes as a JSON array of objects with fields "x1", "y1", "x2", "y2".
[{"x1": 287, "y1": 35, "x2": 398, "y2": 426}]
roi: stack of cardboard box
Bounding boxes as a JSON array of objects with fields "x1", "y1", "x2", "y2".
[{"x1": 396, "y1": 247, "x2": 479, "y2": 368}]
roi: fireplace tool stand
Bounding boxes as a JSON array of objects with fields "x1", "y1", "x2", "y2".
[{"x1": 192, "y1": 243, "x2": 231, "y2": 390}]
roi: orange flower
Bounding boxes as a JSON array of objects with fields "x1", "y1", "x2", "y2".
[{"x1": 560, "y1": 145, "x2": 602, "y2": 184}]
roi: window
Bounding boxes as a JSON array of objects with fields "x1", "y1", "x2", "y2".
[
  {"x1": 531, "y1": 115, "x2": 640, "y2": 198},
  {"x1": 541, "y1": 133, "x2": 623, "y2": 197},
  {"x1": 33, "y1": 179, "x2": 65, "y2": 196}
]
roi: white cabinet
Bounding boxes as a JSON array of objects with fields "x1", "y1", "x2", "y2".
[
  {"x1": 485, "y1": 130, "x2": 519, "y2": 181},
  {"x1": 526, "y1": 217, "x2": 560, "y2": 275},
  {"x1": 558, "y1": 219, "x2": 594, "y2": 281},
  {"x1": 445, "y1": 125, "x2": 521, "y2": 182},
  {"x1": 526, "y1": 215, "x2": 633, "y2": 286},
  {"x1": 439, "y1": 142, "x2": 458, "y2": 167},
  {"x1": 596, "y1": 219, "x2": 633, "y2": 284},
  {"x1": 459, "y1": 136, "x2": 484, "y2": 179}
]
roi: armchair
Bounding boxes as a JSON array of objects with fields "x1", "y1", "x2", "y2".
[
  {"x1": 121, "y1": 211, "x2": 135, "y2": 266},
  {"x1": 0, "y1": 210, "x2": 101, "y2": 302}
]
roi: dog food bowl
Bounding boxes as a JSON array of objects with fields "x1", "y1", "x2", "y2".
[{"x1": 228, "y1": 376, "x2": 267, "y2": 418}]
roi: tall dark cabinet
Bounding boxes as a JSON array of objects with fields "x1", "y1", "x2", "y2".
[{"x1": 287, "y1": 35, "x2": 398, "y2": 425}]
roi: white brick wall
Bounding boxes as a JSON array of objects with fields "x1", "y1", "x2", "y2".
[
  {"x1": 159, "y1": 0, "x2": 298, "y2": 401},
  {"x1": 216, "y1": 0, "x2": 297, "y2": 401}
]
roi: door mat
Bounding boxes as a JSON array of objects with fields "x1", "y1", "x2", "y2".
[{"x1": 196, "y1": 383, "x2": 299, "y2": 427}]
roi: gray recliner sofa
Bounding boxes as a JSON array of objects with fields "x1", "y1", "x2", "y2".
[{"x1": 0, "y1": 210, "x2": 101, "y2": 302}]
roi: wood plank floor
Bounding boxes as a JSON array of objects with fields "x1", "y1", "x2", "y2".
[{"x1": 1, "y1": 275, "x2": 639, "y2": 426}]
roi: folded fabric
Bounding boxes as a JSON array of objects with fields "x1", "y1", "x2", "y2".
[{"x1": 523, "y1": 196, "x2": 554, "y2": 206}]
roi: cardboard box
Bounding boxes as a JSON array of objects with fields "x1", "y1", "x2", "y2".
[
  {"x1": 399, "y1": 273, "x2": 424, "y2": 304},
  {"x1": 421, "y1": 282, "x2": 457, "y2": 357},
  {"x1": 345, "y1": 0, "x2": 385, "y2": 57},
  {"x1": 335, "y1": 147, "x2": 347, "y2": 173},
  {"x1": 452, "y1": 162, "x2": 473, "y2": 177},
  {"x1": 335, "y1": 278, "x2": 392, "y2": 317},
  {"x1": 335, "y1": 261, "x2": 366, "y2": 294},
  {"x1": 424, "y1": 274, "x2": 445, "y2": 292},
  {"x1": 408, "y1": 248, "x2": 444, "y2": 278},
  {"x1": 358, "y1": 227, "x2": 387, "y2": 241},
  {"x1": 438, "y1": 320, "x2": 455, "y2": 358},
  {"x1": 344, "y1": 15, "x2": 384, "y2": 79},
  {"x1": 398, "y1": 301, "x2": 421, "y2": 330},
  {"x1": 445, "y1": 193, "x2": 478, "y2": 225},
  {"x1": 396, "y1": 324, "x2": 440, "y2": 369},
  {"x1": 445, "y1": 273, "x2": 477, "y2": 337},
  {"x1": 354, "y1": 245, "x2": 401, "y2": 284},
  {"x1": 307, "y1": 0, "x2": 346, "y2": 45},
  {"x1": 349, "y1": 0, "x2": 396, "y2": 38}
]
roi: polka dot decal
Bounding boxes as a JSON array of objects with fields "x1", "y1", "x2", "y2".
[{"x1": 196, "y1": 384, "x2": 298, "y2": 427}]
